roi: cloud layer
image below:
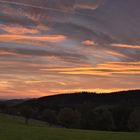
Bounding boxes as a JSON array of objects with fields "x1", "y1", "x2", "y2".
[{"x1": 0, "y1": 0, "x2": 140, "y2": 98}]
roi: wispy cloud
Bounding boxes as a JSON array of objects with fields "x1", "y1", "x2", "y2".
[
  {"x1": 0, "y1": 24, "x2": 39, "y2": 34},
  {"x1": 0, "y1": 34, "x2": 66, "y2": 43},
  {"x1": 41, "y1": 62, "x2": 140, "y2": 76},
  {"x1": 75, "y1": 0, "x2": 103, "y2": 10},
  {"x1": 111, "y1": 43, "x2": 140, "y2": 49}
]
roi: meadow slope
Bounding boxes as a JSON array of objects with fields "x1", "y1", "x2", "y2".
[{"x1": 0, "y1": 114, "x2": 140, "y2": 140}]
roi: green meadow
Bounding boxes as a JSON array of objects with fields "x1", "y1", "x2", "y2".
[{"x1": 0, "y1": 114, "x2": 140, "y2": 140}]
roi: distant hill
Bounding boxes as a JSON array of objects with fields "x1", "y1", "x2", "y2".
[
  {"x1": 0, "y1": 99, "x2": 29, "y2": 107},
  {"x1": 19, "y1": 90, "x2": 140, "y2": 109}
]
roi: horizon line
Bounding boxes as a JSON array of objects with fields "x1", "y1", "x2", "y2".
[{"x1": 0, "y1": 89, "x2": 139, "y2": 100}]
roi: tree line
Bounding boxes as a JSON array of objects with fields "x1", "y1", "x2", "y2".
[{"x1": 0, "y1": 90, "x2": 140, "y2": 132}]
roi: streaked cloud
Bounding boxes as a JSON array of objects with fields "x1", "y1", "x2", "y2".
[
  {"x1": 0, "y1": 24, "x2": 39, "y2": 34},
  {"x1": 104, "y1": 50, "x2": 128, "y2": 58},
  {"x1": 41, "y1": 61, "x2": 140, "y2": 76},
  {"x1": 75, "y1": 0, "x2": 103, "y2": 10},
  {"x1": 0, "y1": 34, "x2": 66, "y2": 43},
  {"x1": 111, "y1": 43, "x2": 140, "y2": 49}
]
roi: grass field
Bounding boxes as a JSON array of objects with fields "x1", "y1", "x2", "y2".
[{"x1": 0, "y1": 114, "x2": 140, "y2": 140}]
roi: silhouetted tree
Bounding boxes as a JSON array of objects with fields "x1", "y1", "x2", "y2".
[
  {"x1": 79, "y1": 102, "x2": 95, "y2": 129},
  {"x1": 111, "y1": 105, "x2": 132, "y2": 131},
  {"x1": 20, "y1": 106, "x2": 33, "y2": 124},
  {"x1": 128, "y1": 108, "x2": 140, "y2": 131},
  {"x1": 41, "y1": 109, "x2": 57, "y2": 125},
  {"x1": 92, "y1": 107, "x2": 115, "y2": 131},
  {"x1": 58, "y1": 108, "x2": 81, "y2": 128},
  {"x1": 0, "y1": 103, "x2": 7, "y2": 113}
]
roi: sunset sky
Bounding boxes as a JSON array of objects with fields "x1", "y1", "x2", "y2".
[{"x1": 0, "y1": 0, "x2": 140, "y2": 99}]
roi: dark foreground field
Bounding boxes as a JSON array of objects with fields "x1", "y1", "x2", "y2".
[{"x1": 0, "y1": 114, "x2": 140, "y2": 140}]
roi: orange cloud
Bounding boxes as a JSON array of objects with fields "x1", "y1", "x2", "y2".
[
  {"x1": 0, "y1": 24, "x2": 39, "y2": 34},
  {"x1": 59, "y1": 71, "x2": 111, "y2": 76},
  {"x1": 82, "y1": 40, "x2": 96, "y2": 46},
  {"x1": 0, "y1": 80, "x2": 13, "y2": 90},
  {"x1": 0, "y1": 34, "x2": 66, "y2": 43},
  {"x1": 41, "y1": 61, "x2": 140, "y2": 76},
  {"x1": 111, "y1": 43, "x2": 140, "y2": 49}
]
